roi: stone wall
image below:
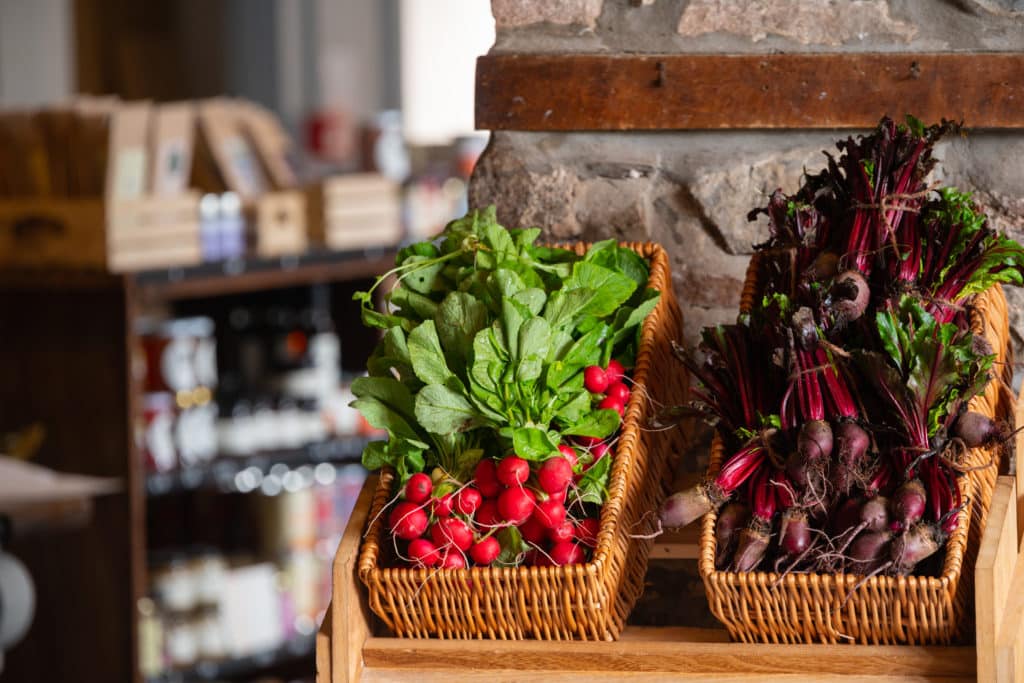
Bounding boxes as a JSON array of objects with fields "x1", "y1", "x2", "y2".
[{"x1": 470, "y1": 1, "x2": 1024, "y2": 349}]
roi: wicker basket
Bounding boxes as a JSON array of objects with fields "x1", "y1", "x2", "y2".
[
  {"x1": 357, "y1": 241, "x2": 687, "y2": 640},
  {"x1": 698, "y1": 253, "x2": 1013, "y2": 645}
]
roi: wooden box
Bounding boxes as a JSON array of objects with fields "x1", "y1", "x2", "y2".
[
  {"x1": 0, "y1": 193, "x2": 201, "y2": 273},
  {"x1": 309, "y1": 174, "x2": 402, "y2": 251},
  {"x1": 253, "y1": 190, "x2": 307, "y2": 258}
]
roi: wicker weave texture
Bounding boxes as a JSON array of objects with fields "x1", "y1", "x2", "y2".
[
  {"x1": 698, "y1": 253, "x2": 1012, "y2": 645},
  {"x1": 357, "y1": 241, "x2": 687, "y2": 640}
]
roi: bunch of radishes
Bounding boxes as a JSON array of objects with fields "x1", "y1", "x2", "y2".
[{"x1": 387, "y1": 361, "x2": 632, "y2": 569}]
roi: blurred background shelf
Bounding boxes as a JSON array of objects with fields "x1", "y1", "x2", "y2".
[
  {"x1": 146, "y1": 634, "x2": 315, "y2": 683},
  {"x1": 145, "y1": 435, "x2": 377, "y2": 497},
  {"x1": 134, "y1": 247, "x2": 399, "y2": 302}
]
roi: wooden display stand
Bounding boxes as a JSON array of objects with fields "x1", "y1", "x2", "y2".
[{"x1": 317, "y1": 397, "x2": 1024, "y2": 682}]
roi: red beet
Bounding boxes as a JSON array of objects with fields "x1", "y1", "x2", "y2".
[
  {"x1": 731, "y1": 523, "x2": 770, "y2": 572},
  {"x1": 830, "y1": 270, "x2": 870, "y2": 322},
  {"x1": 892, "y1": 524, "x2": 942, "y2": 574},
  {"x1": 833, "y1": 421, "x2": 870, "y2": 494},
  {"x1": 893, "y1": 479, "x2": 926, "y2": 530},
  {"x1": 659, "y1": 484, "x2": 714, "y2": 529},
  {"x1": 954, "y1": 410, "x2": 1004, "y2": 448},
  {"x1": 714, "y1": 502, "x2": 750, "y2": 568},
  {"x1": 848, "y1": 530, "x2": 891, "y2": 573},
  {"x1": 779, "y1": 509, "x2": 810, "y2": 557}
]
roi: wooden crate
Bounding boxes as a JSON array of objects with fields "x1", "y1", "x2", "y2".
[
  {"x1": 253, "y1": 190, "x2": 307, "y2": 258},
  {"x1": 0, "y1": 194, "x2": 201, "y2": 272},
  {"x1": 308, "y1": 174, "x2": 402, "y2": 251},
  {"x1": 318, "y1": 469, "x2": 1024, "y2": 682}
]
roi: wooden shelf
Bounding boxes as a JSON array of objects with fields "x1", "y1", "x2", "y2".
[
  {"x1": 476, "y1": 53, "x2": 1024, "y2": 131},
  {"x1": 132, "y1": 246, "x2": 398, "y2": 302},
  {"x1": 316, "y1": 471, "x2": 1024, "y2": 682},
  {"x1": 145, "y1": 436, "x2": 376, "y2": 497},
  {"x1": 147, "y1": 634, "x2": 314, "y2": 683}
]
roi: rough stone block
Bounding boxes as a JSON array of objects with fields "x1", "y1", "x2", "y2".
[
  {"x1": 492, "y1": 0, "x2": 603, "y2": 29},
  {"x1": 691, "y1": 146, "x2": 824, "y2": 255},
  {"x1": 677, "y1": 0, "x2": 917, "y2": 45}
]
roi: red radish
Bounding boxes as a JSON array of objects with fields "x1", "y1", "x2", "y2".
[
  {"x1": 599, "y1": 395, "x2": 625, "y2": 416},
  {"x1": 474, "y1": 459, "x2": 502, "y2": 497},
  {"x1": 518, "y1": 515, "x2": 548, "y2": 545},
  {"x1": 714, "y1": 502, "x2": 751, "y2": 568},
  {"x1": 432, "y1": 493, "x2": 455, "y2": 518},
  {"x1": 557, "y1": 444, "x2": 579, "y2": 467},
  {"x1": 497, "y1": 456, "x2": 530, "y2": 487},
  {"x1": 523, "y1": 549, "x2": 542, "y2": 566},
  {"x1": 576, "y1": 435, "x2": 601, "y2": 448},
  {"x1": 549, "y1": 541, "x2": 585, "y2": 566},
  {"x1": 389, "y1": 502, "x2": 428, "y2": 540},
  {"x1": 441, "y1": 550, "x2": 466, "y2": 569},
  {"x1": 605, "y1": 359, "x2": 625, "y2": 384},
  {"x1": 476, "y1": 499, "x2": 502, "y2": 528},
  {"x1": 591, "y1": 442, "x2": 610, "y2": 461},
  {"x1": 470, "y1": 536, "x2": 501, "y2": 565},
  {"x1": 498, "y1": 486, "x2": 536, "y2": 525},
  {"x1": 431, "y1": 517, "x2": 474, "y2": 551},
  {"x1": 576, "y1": 517, "x2": 600, "y2": 547},
  {"x1": 606, "y1": 381, "x2": 630, "y2": 404},
  {"x1": 455, "y1": 487, "x2": 483, "y2": 516},
  {"x1": 408, "y1": 538, "x2": 440, "y2": 567},
  {"x1": 533, "y1": 498, "x2": 567, "y2": 529},
  {"x1": 537, "y1": 457, "x2": 573, "y2": 494},
  {"x1": 405, "y1": 473, "x2": 432, "y2": 504},
  {"x1": 549, "y1": 520, "x2": 574, "y2": 544},
  {"x1": 584, "y1": 365, "x2": 609, "y2": 393}
]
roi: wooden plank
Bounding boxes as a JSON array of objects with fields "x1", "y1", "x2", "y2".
[
  {"x1": 361, "y1": 634, "x2": 974, "y2": 680},
  {"x1": 317, "y1": 607, "x2": 333, "y2": 683},
  {"x1": 651, "y1": 523, "x2": 700, "y2": 559},
  {"x1": 1016, "y1": 385, "x2": 1024, "y2": 545},
  {"x1": 476, "y1": 53, "x2": 1024, "y2": 131},
  {"x1": 995, "y1": 541, "x2": 1024, "y2": 682},
  {"x1": 976, "y1": 476, "x2": 1018, "y2": 683},
  {"x1": 331, "y1": 474, "x2": 379, "y2": 683},
  {"x1": 362, "y1": 671, "x2": 970, "y2": 683}
]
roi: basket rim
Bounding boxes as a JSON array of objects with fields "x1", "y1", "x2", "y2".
[
  {"x1": 698, "y1": 251, "x2": 1004, "y2": 594},
  {"x1": 357, "y1": 239, "x2": 674, "y2": 583}
]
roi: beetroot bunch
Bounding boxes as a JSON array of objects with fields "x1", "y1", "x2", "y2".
[{"x1": 662, "y1": 116, "x2": 1024, "y2": 578}]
